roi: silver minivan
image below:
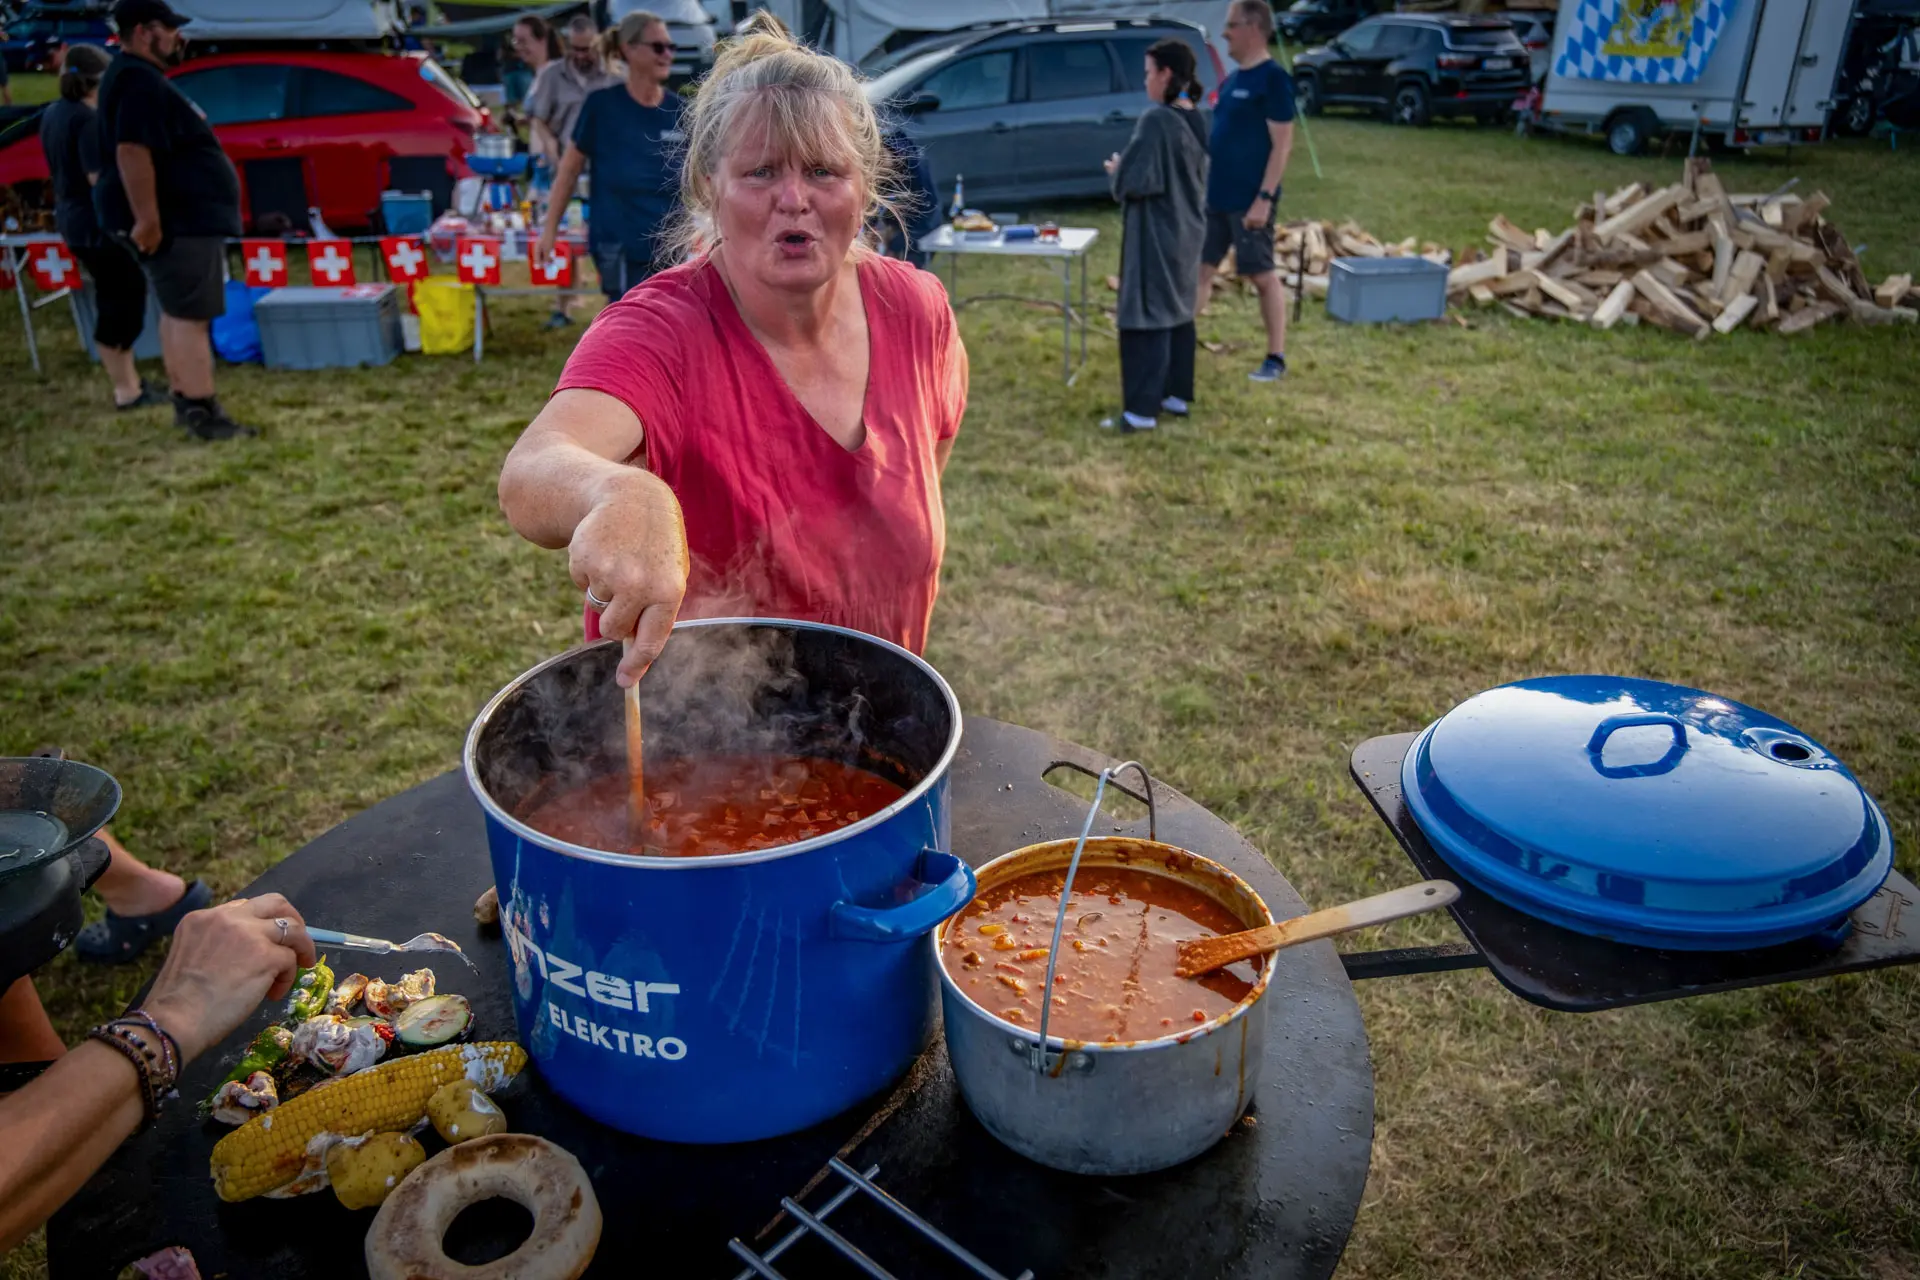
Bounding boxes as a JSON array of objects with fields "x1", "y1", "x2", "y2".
[{"x1": 865, "y1": 18, "x2": 1221, "y2": 209}]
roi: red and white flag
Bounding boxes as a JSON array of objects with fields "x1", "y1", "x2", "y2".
[
  {"x1": 380, "y1": 235, "x2": 429, "y2": 284},
  {"x1": 24, "y1": 240, "x2": 79, "y2": 292},
  {"x1": 529, "y1": 241, "x2": 573, "y2": 288},
  {"x1": 456, "y1": 237, "x2": 501, "y2": 286},
  {"x1": 240, "y1": 239, "x2": 288, "y2": 287},
  {"x1": 307, "y1": 240, "x2": 357, "y2": 286}
]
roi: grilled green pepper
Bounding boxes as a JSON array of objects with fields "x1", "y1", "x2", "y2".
[
  {"x1": 284, "y1": 959, "x2": 334, "y2": 1025},
  {"x1": 202, "y1": 1025, "x2": 293, "y2": 1110}
]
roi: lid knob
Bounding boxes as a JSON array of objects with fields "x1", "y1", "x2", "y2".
[{"x1": 1585, "y1": 712, "x2": 1688, "y2": 779}]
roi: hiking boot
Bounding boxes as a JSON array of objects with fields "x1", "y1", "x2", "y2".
[{"x1": 173, "y1": 393, "x2": 258, "y2": 441}]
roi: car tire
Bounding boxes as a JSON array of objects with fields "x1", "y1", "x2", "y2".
[
  {"x1": 1297, "y1": 73, "x2": 1323, "y2": 117},
  {"x1": 1393, "y1": 80, "x2": 1431, "y2": 127},
  {"x1": 1836, "y1": 87, "x2": 1879, "y2": 136},
  {"x1": 1605, "y1": 108, "x2": 1658, "y2": 156}
]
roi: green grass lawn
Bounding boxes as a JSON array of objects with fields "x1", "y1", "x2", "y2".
[
  {"x1": 6, "y1": 73, "x2": 57, "y2": 106},
  {"x1": 3, "y1": 121, "x2": 1918, "y2": 1278}
]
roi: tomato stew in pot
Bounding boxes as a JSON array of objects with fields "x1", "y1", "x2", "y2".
[
  {"x1": 939, "y1": 865, "x2": 1261, "y2": 1043},
  {"x1": 516, "y1": 754, "x2": 905, "y2": 858}
]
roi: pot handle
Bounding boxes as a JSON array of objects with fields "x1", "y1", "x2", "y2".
[
  {"x1": 830, "y1": 851, "x2": 977, "y2": 943},
  {"x1": 1586, "y1": 713, "x2": 1688, "y2": 778}
]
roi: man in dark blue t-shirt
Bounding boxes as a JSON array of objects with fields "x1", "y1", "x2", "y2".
[
  {"x1": 1199, "y1": 0, "x2": 1297, "y2": 383},
  {"x1": 534, "y1": 13, "x2": 684, "y2": 303}
]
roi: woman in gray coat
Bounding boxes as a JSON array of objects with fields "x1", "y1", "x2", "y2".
[{"x1": 1103, "y1": 39, "x2": 1209, "y2": 433}]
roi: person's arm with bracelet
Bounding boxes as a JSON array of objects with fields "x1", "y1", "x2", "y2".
[
  {"x1": 1242, "y1": 120, "x2": 1294, "y2": 231},
  {"x1": 500, "y1": 388, "x2": 688, "y2": 686},
  {"x1": 0, "y1": 896, "x2": 315, "y2": 1251},
  {"x1": 116, "y1": 141, "x2": 163, "y2": 254},
  {"x1": 535, "y1": 141, "x2": 588, "y2": 266}
]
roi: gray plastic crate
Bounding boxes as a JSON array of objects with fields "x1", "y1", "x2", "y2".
[
  {"x1": 70, "y1": 281, "x2": 164, "y2": 362},
  {"x1": 1326, "y1": 257, "x2": 1449, "y2": 324},
  {"x1": 255, "y1": 284, "x2": 404, "y2": 370}
]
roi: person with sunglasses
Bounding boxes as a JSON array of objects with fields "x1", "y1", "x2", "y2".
[{"x1": 536, "y1": 12, "x2": 684, "y2": 302}]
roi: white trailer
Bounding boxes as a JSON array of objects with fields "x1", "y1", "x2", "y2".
[{"x1": 1538, "y1": 0, "x2": 1859, "y2": 153}]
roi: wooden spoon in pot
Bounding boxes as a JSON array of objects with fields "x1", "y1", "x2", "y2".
[{"x1": 1174, "y1": 880, "x2": 1461, "y2": 978}]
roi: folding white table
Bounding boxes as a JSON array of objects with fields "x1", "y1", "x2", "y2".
[{"x1": 917, "y1": 226, "x2": 1099, "y2": 385}]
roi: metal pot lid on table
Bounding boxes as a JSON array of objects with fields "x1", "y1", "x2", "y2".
[{"x1": 1401, "y1": 675, "x2": 1894, "y2": 951}]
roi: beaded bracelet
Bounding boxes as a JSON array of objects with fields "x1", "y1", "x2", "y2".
[{"x1": 85, "y1": 1012, "x2": 181, "y2": 1128}]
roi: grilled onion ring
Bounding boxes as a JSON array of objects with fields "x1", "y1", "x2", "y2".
[{"x1": 365, "y1": 1134, "x2": 600, "y2": 1280}]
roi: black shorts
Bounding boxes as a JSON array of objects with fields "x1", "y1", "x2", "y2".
[
  {"x1": 1202, "y1": 207, "x2": 1277, "y2": 276},
  {"x1": 72, "y1": 239, "x2": 149, "y2": 351},
  {"x1": 136, "y1": 234, "x2": 228, "y2": 321}
]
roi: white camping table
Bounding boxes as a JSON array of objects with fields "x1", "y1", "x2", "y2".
[{"x1": 918, "y1": 226, "x2": 1098, "y2": 385}]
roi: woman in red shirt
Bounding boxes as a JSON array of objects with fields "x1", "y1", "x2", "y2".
[{"x1": 499, "y1": 20, "x2": 968, "y2": 687}]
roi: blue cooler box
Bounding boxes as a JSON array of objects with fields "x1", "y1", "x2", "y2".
[
  {"x1": 1326, "y1": 257, "x2": 1450, "y2": 324},
  {"x1": 255, "y1": 284, "x2": 404, "y2": 370}
]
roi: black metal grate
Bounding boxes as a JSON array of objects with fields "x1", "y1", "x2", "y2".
[{"x1": 728, "y1": 1158, "x2": 1033, "y2": 1280}]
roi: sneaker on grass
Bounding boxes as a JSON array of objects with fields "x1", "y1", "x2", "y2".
[
  {"x1": 173, "y1": 394, "x2": 258, "y2": 441},
  {"x1": 1249, "y1": 354, "x2": 1287, "y2": 383},
  {"x1": 1160, "y1": 396, "x2": 1190, "y2": 416},
  {"x1": 1098, "y1": 411, "x2": 1158, "y2": 434}
]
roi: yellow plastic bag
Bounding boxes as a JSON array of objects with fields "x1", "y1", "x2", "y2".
[{"x1": 415, "y1": 278, "x2": 476, "y2": 355}]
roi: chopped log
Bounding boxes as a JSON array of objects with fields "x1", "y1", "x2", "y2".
[
  {"x1": 1447, "y1": 249, "x2": 1512, "y2": 292},
  {"x1": 1780, "y1": 191, "x2": 1829, "y2": 235},
  {"x1": 1488, "y1": 215, "x2": 1537, "y2": 253},
  {"x1": 1628, "y1": 296, "x2": 1697, "y2": 334},
  {"x1": 1710, "y1": 223, "x2": 1736, "y2": 297},
  {"x1": 1654, "y1": 229, "x2": 1714, "y2": 256},
  {"x1": 1688, "y1": 286, "x2": 1726, "y2": 318},
  {"x1": 1520, "y1": 227, "x2": 1576, "y2": 272},
  {"x1": 1591, "y1": 280, "x2": 1635, "y2": 329},
  {"x1": 1874, "y1": 274, "x2": 1914, "y2": 308},
  {"x1": 1499, "y1": 301, "x2": 1533, "y2": 320},
  {"x1": 1631, "y1": 269, "x2": 1710, "y2": 337},
  {"x1": 1711, "y1": 293, "x2": 1760, "y2": 333},
  {"x1": 1813, "y1": 264, "x2": 1862, "y2": 306},
  {"x1": 1602, "y1": 183, "x2": 1646, "y2": 215},
  {"x1": 1846, "y1": 299, "x2": 1917, "y2": 326},
  {"x1": 1595, "y1": 185, "x2": 1684, "y2": 240},
  {"x1": 1649, "y1": 257, "x2": 1693, "y2": 288},
  {"x1": 1468, "y1": 283, "x2": 1497, "y2": 306},
  {"x1": 1489, "y1": 269, "x2": 1541, "y2": 298},
  {"x1": 1536, "y1": 273, "x2": 1599, "y2": 313},
  {"x1": 1755, "y1": 277, "x2": 1780, "y2": 325},
  {"x1": 1575, "y1": 268, "x2": 1625, "y2": 288},
  {"x1": 1775, "y1": 300, "x2": 1844, "y2": 335}
]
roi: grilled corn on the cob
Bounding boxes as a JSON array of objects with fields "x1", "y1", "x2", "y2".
[{"x1": 209, "y1": 1041, "x2": 526, "y2": 1202}]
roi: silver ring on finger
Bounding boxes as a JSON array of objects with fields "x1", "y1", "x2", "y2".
[
  {"x1": 585, "y1": 586, "x2": 611, "y2": 610},
  {"x1": 274, "y1": 917, "x2": 290, "y2": 943}
]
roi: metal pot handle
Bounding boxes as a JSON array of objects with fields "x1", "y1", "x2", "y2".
[
  {"x1": 1586, "y1": 713, "x2": 1689, "y2": 779},
  {"x1": 829, "y1": 851, "x2": 977, "y2": 943}
]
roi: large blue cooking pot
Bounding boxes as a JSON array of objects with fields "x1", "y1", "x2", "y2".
[{"x1": 464, "y1": 619, "x2": 971, "y2": 1143}]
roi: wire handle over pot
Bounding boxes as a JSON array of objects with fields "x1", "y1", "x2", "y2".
[{"x1": 1034, "y1": 760, "x2": 1155, "y2": 1073}]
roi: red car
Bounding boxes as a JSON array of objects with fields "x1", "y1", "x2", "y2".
[{"x1": 0, "y1": 49, "x2": 488, "y2": 233}]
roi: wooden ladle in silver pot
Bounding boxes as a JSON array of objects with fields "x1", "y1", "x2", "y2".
[{"x1": 1175, "y1": 879, "x2": 1461, "y2": 978}]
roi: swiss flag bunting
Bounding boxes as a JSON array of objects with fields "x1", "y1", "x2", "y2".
[
  {"x1": 530, "y1": 241, "x2": 573, "y2": 288},
  {"x1": 24, "y1": 240, "x2": 79, "y2": 292},
  {"x1": 380, "y1": 235, "x2": 429, "y2": 284},
  {"x1": 241, "y1": 240, "x2": 288, "y2": 288},
  {"x1": 306, "y1": 240, "x2": 357, "y2": 286},
  {"x1": 456, "y1": 237, "x2": 502, "y2": 286}
]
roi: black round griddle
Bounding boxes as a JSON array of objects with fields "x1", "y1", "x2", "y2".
[{"x1": 48, "y1": 718, "x2": 1375, "y2": 1280}]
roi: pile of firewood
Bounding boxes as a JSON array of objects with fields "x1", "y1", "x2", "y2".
[
  {"x1": 1446, "y1": 157, "x2": 1919, "y2": 336},
  {"x1": 1211, "y1": 220, "x2": 1447, "y2": 298}
]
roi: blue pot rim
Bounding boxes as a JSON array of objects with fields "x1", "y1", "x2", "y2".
[{"x1": 463, "y1": 617, "x2": 964, "y2": 870}]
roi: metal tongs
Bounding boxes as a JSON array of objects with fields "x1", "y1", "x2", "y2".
[{"x1": 307, "y1": 927, "x2": 475, "y2": 970}]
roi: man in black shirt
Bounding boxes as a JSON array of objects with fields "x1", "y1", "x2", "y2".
[{"x1": 96, "y1": 0, "x2": 252, "y2": 440}]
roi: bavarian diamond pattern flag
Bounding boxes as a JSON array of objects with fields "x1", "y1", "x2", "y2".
[{"x1": 1555, "y1": 0, "x2": 1735, "y2": 84}]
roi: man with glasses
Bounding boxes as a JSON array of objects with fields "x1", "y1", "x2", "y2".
[
  {"x1": 535, "y1": 12, "x2": 683, "y2": 303},
  {"x1": 526, "y1": 15, "x2": 618, "y2": 327},
  {"x1": 1197, "y1": 0, "x2": 1297, "y2": 384}
]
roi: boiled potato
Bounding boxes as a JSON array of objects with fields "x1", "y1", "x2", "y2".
[
  {"x1": 427, "y1": 1078, "x2": 508, "y2": 1145},
  {"x1": 326, "y1": 1132, "x2": 426, "y2": 1210}
]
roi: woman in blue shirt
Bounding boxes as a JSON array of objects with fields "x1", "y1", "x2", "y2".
[{"x1": 535, "y1": 11, "x2": 684, "y2": 301}]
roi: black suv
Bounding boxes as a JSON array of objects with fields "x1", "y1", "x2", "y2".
[
  {"x1": 1276, "y1": 0, "x2": 1384, "y2": 47},
  {"x1": 1293, "y1": 15, "x2": 1529, "y2": 126}
]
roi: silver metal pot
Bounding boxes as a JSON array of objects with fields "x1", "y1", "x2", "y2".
[{"x1": 936, "y1": 833, "x2": 1276, "y2": 1176}]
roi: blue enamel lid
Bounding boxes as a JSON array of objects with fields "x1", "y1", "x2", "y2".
[{"x1": 1402, "y1": 676, "x2": 1893, "y2": 950}]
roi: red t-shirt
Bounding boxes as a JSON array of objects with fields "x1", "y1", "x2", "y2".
[{"x1": 556, "y1": 253, "x2": 967, "y2": 655}]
